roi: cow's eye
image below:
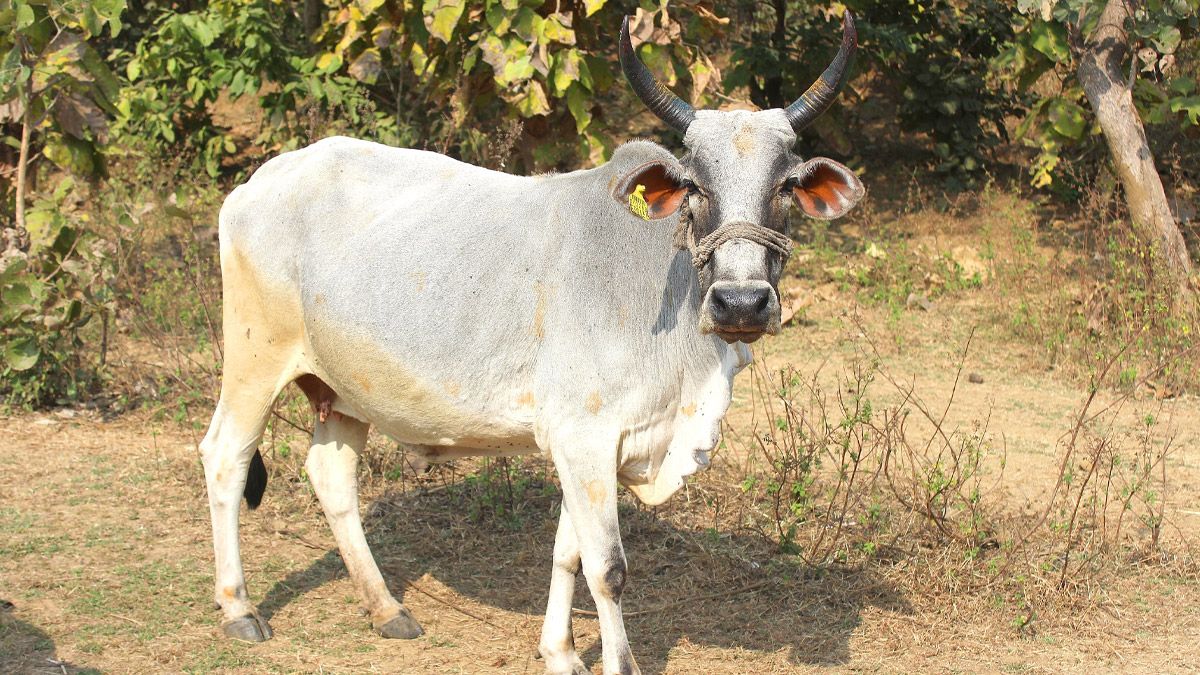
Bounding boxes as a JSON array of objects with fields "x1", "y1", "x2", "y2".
[
  {"x1": 683, "y1": 179, "x2": 701, "y2": 196},
  {"x1": 780, "y1": 177, "x2": 799, "y2": 196}
]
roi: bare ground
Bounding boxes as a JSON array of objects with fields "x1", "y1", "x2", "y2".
[{"x1": 2, "y1": 289, "x2": 1200, "y2": 674}]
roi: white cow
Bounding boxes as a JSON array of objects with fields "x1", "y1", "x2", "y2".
[{"x1": 199, "y1": 13, "x2": 864, "y2": 674}]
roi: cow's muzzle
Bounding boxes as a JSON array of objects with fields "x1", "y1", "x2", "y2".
[{"x1": 700, "y1": 281, "x2": 781, "y2": 344}]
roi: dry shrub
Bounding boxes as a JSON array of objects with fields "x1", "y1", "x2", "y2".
[
  {"x1": 1014, "y1": 340, "x2": 1196, "y2": 589},
  {"x1": 991, "y1": 159, "x2": 1200, "y2": 393},
  {"x1": 721, "y1": 328, "x2": 1003, "y2": 569},
  {"x1": 709, "y1": 322, "x2": 1196, "y2": 635}
]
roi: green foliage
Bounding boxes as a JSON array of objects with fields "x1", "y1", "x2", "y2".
[
  {"x1": 104, "y1": 0, "x2": 725, "y2": 175},
  {"x1": 301, "y1": 0, "x2": 721, "y2": 170},
  {"x1": 1, "y1": 1, "x2": 125, "y2": 407},
  {"x1": 450, "y1": 457, "x2": 555, "y2": 529},
  {"x1": 1006, "y1": 0, "x2": 1200, "y2": 187},
  {"x1": 113, "y1": 0, "x2": 388, "y2": 177},
  {"x1": 867, "y1": 0, "x2": 1018, "y2": 179},
  {"x1": 0, "y1": 0, "x2": 126, "y2": 178},
  {"x1": 1, "y1": 178, "x2": 114, "y2": 407},
  {"x1": 726, "y1": 0, "x2": 1016, "y2": 182}
]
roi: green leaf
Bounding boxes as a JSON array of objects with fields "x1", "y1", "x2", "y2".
[
  {"x1": 0, "y1": 46, "x2": 25, "y2": 96},
  {"x1": 462, "y1": 45, "x2": 478, "y2": 74},
  {"x1": 1152, "y1": 26, "x2": 1181, "y2": 55},
  {"x1": 501, "y1": 54, "x2": 534, "y2": 85},
  {"x1": 584, "y1": 55, "x2": 613, "y2": 92},
  {"x1": 638, "y1": 44, "x2": 676, "y2": 87},
  {"x1": 183, "y1": 15, "x2": 216, "y2": 47},
  {"x1": 1168, "y1": 77, "x2": 1196, "y2": 96},
  {"x1": 513, "y1": 79, "x2": 550, "y2": 117},
  {"x1": 15, "y1": 2, "x2": 35, "y2": 30},
  {"x1": 424, "y1": 0, "x2": 466, "y2": 43},
  {"x1": 409, "y1": 41, "x2": 428, "y2": 74},
  {"x1": 512, "y1": 8, "x2": 543, "y2": 43},
  {"x1": 90, "y1": 0, "x2": 127, "y2": 37},
  {"x1": 1048, "y1": 98, "x2": 1087, "y2": 139},
  {"x1": 1, "y1": 282, "x2": 33, "y2": 309},
  {"x1": 316, "y1": 52, "x2": 343, "y2": 73},
  {"x1": 936, "y1": 99, "x2": 959, "y2": 116},
  {"x1": 4, "y1": 337, "x2": 40, "y2": 372},
  {"x1": 1029, "y1": 21, "x2": 1069, "y2": 62},
  {"x1": 542, "y1": 14, "x2": 575, "y2": 45},
  {"x1": 1169, "y1": 96, "x2": 1200, "y2": 125},
  {"x1": 0, "y1": 258, "x2": 28, "y2": 286},
  {"x1": 583, "y1": 0, "x2": 606, "y2": 18},
  {"x1": 42, "y1": 134, "x2": 97, "y2": 175},
  {"x1": 552, "y1": 48, "x2": 582, "y2": 96},
  {"x1": 485, "y1": 4, "x2": 513, "y2": 34},
  {"x1": 1013, "y1": 97, "x2": 1050, "y2": 140},
  {"x1": 566, "y1": 81, "x2": 590, "y2": 132}
]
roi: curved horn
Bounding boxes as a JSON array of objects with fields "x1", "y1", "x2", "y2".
[
  {"x1": 784, "y1": 11, "x2": 857, "y2": 132},
  {"x1": 619, "y1": 15, "x2": 696, "y2": 134}
]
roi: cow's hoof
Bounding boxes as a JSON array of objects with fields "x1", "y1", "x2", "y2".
[
  {"x1": 545, "y1": 663, "x2": 589, "y2": 675},
  {"x1": 377, "y1": 610, "x2": 423, "y2": 639},
  {"x1": 541, "y1": 652, "x2": 588, "y2": 675},
  {"x1": 222, "y1": 614, "x2": 273, "y2": 643}
]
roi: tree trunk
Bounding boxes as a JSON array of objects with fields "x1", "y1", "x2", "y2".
[
  {"x1": 14, "y1": 94, "x2": 31, "y2": 234},
  {"x1": 765, "y1": 0, "x2": 786, "y2": 109},
  {"x1": 303, "y1": 0, "x2": 322, "y2": 37},
  {"x1": 1076, "y1": 0, "x2": 1195, "y2": 288}
]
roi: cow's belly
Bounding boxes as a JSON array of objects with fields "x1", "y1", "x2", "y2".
[
  {"x1": 303, "y1": 324, "x2": 537, "y2": 450},
  {"x1": 324, "y1": 374, "x2": 538, "y2": 451}
]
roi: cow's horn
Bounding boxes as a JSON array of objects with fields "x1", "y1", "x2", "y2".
[
  {"x1": 784, "y1": 11, "x2": 857, "y2": 132},
  {"x1": 619, "y1": 15, "x2": 696, "y2": 134}
]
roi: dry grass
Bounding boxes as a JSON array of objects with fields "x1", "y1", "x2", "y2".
[
  {"x1": 3, "y1": 178, "x2": 1200, "y2": 673},
  {"x1": 3, "y1": 287, "x2": 1199, "y2": 673}
]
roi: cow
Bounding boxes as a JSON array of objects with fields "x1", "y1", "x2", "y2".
[{"x1": 198, "y1": 12, "x2": 864, "y2": 674}]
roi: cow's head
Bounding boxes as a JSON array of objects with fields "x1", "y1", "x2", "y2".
[{"x1": 616, "y1": 12, "x2": 864, "y2": 344}]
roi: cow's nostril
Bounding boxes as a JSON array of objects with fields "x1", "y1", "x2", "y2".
[
  {"x1": 751, "y1": 287, "x2": 770, "y2": 315},
  {"x1": 711, "y1": 290, "x2": 730, "y2": 314},
  {"x1": 709, "y1": 284, "x2": 773, "y2": 328}
]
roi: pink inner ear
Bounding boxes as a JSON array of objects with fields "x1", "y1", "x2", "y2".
[
  {"x1": 623, "y1": 163, "x2": 687, "y2": 218},
  {"x1": 792, "y1": 161, "x2": 861, "y2": 218}
]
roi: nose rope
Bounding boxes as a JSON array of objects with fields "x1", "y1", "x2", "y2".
[{"x1": 675, "y1": 209, "x2": 795, "y2": 269}]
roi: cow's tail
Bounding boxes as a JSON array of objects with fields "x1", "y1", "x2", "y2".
[{"x1": 244, "y1": 449, "x2": 268, "y2": 509}]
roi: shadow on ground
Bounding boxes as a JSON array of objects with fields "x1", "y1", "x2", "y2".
[
  {"x1": 0, "y1": 601, "x2": 97, "y2": 675},
  {"x1": 257, "y1": 480, "x2": 912, "y2": 672}
]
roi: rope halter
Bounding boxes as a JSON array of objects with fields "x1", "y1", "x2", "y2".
[{"x1": 674, "y1": 207, "x2": 795, "y2": 270}]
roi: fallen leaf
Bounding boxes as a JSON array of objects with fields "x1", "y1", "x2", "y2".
[{"x1": 780, "y1": 290, "x2": 813, "y2": 325}]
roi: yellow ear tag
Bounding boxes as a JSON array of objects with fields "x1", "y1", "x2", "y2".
[{"x1": 629, "y1": 184, "x2": 650, "y2": 221}]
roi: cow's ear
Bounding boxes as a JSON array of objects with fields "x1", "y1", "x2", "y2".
[
  {"x1": 615, "y1": 162, "x2": 688, "y2": 219},
  {"x1": 791, "y1": 158, "x2": 864, "y2": 220}
]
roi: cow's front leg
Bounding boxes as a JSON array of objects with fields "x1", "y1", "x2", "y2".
[
  {"x1": 550, "y1": 441, "x2": 640, "y2": 675},
  {"x1": 539, "y1": 504, "x2": 588, "y2": 674},
  {"x1": 305, "y1": 413, "x2": 423, "y2": 639}
]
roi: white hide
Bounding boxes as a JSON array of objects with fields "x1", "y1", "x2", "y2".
[{"x1": 218, "y1": 136, "x2": 750, "y2": 501}]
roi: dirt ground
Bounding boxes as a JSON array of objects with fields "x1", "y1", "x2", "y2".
[{"x1": 2, "y1": 287, "x2": 1200, "y2": 674}]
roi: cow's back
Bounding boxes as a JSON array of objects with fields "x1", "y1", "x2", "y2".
[{"x1": 216, "y1": 137, "x2": 561, "y2": 448}]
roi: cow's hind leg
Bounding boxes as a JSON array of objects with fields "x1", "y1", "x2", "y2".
[
  {"x1": 539, "y1": 504, "x2": 588, "y2": 675},
  {"x1": 200, "y1": 377, "x2": 284, "y2": 642},
  {"x1": 305, "y1": 411, "x2": 423, "y2": 639}
]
